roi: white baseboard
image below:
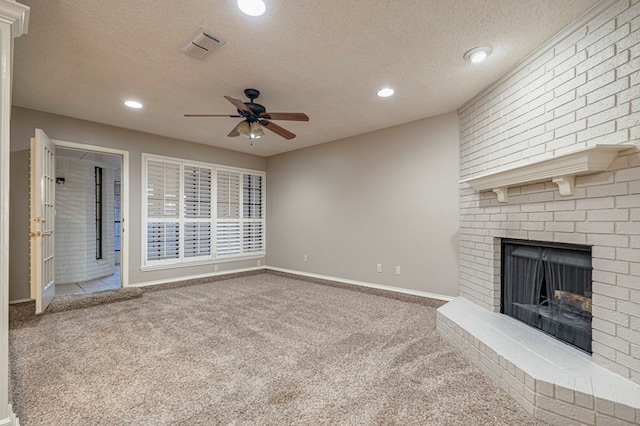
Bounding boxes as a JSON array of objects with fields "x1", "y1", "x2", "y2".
[
  {"x1": 266, "y1": 266, "x2": 455, "y2": 302},
  {"x1": 8, "y1": 298, "x2": 32, "y2": 305},
  {"x1": 0, "y1": 405, "x2": 20, "y2": 426},
  {"x1": 11, "y1": 265, "x2": 453, "y2": 303},
  {"x1": 130, "y1": 265, "x2": 266, "y2": 288}
]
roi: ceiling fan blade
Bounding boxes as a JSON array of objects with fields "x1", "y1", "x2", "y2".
[
  {"x1": 261, "y1": 120, "x2": 296, "y2": 140},
  {"x1": 185, "y1": 114, "x2": 241, "y2": 117},
  {"x1": 224, "y1": 95, "x2": 253, "y2": 115},
  {"x1": 228, "y1": 122, "x2": 242, "y2": 137},
  {"x1": 259, "y1": 112, "x2": 309, "y2": 121}
]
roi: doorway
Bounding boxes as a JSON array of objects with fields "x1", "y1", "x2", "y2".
[{"x1": 52, "y1": 146, "x2": 124, "y2": 296}]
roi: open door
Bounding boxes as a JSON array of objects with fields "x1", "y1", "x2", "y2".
[{"x1": 30, "y1": 129, "x2": 56, "y2": 314}]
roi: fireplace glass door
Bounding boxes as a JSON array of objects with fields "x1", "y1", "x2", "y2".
[{"x1": 501, "y1": 240, "x2": 592, "y2": 353}]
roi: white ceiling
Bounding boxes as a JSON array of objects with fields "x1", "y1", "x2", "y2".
[{"x1": 13, "y1": 0, "x2": 600, "y2": 157}]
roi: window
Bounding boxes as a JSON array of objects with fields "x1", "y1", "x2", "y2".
[
  {"x1": 184, "y1": 165, "x2": 212, "y2": 259},
  {"x1": 114, "y1": 180, "x2": 121, "y2": 252},
  {"x1": 95, "y1": 166, "x2": 103, "y2": 259},
  {"x1": 146, "y1": 159, "x2": 182, "y2": 264},
  {"x1": 216, "y1": 169, "x2": 241, "y2": 256},
  {"x1": 215, "y1": 169, "x2": 265, "y2": 257},
  {"x1": 243, "y1": 173, "x2": 264, "y2": 253},
  {"x1": 143, "y1": 154, "x2": 265, "y2": 268}
]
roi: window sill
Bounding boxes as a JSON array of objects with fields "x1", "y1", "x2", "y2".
[{"x1": 140, "y1": 254, "x2": 265, "y2": 272}]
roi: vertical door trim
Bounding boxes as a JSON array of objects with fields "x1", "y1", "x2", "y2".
[{"x1": 0, "y1": 1, "x2": 30, "y2": 423}]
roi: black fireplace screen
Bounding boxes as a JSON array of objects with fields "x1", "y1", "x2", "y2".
[{"x1": 501, "y1": 240, "x2": 592, "y2": 353}]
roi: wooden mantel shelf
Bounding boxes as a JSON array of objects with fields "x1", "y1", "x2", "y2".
[{"x1": 460, "y1": 144, "x2": 634, "y2": 203}]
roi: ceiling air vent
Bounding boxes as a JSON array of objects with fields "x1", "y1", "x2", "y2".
[{"x1": 179, "y1": 28, "x2": 225, "y2": 60}]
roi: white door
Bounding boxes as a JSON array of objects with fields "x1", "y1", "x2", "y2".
[{"x1": 30, "y1": 129, "x2": 56, "y2": 314}]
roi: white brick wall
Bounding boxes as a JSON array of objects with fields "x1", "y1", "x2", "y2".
[
  {"x1": 458, "y1": 0, "x2": 640, "y2": 385},
  {"x1": 55, "y1": 157, "x2": 115, "y2": 284}
]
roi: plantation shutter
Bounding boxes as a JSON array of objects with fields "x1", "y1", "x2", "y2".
[
  {"x1": 216, "y1": 169, "x2": 241, "y2": 256},
  {"x1": 146, "y1": 159, "x2": 180, "y2": 262},
  {"x1": 184, "y1": 166, "x2": 212, "y2": 259},
  {"x1": 144, "y1": 154, "x2": 265, "y2": 267},
  {"x1": 243, "y1": 173, "x2": 264, "y2": 253}
]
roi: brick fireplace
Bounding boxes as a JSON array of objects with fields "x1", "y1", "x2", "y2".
[{"x1": 437, "y1": 0, "x2": 640, "y2": 424}]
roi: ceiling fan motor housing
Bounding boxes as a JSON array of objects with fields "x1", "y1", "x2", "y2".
[
  {"x1": 244, "y1": 88, "x2": 260, "y2": 100},
  {"x1": 241, "y1": 88, "x2": 266, "y2": 116},
  {"x1": 244, "y1": 102, "x2": 266, "y2": 116}
]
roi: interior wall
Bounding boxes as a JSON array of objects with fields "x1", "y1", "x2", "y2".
[
  {"x1": 8, "y1": 150, "x2": 29, "y2": 301},
  {"x1": 266, "y1": 112, "x2": 460, "y2": 297},
  {"x1": 9, "y1": 106, "x2": 266, "y2": 301}
]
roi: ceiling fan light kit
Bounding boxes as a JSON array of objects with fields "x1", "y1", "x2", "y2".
[
  {"x1": 237, "y1": 120, "x2": 264, "y2": 139},
  {"x1": 185, "y1": 88, "x2": 309, "y2": 142},
  {"x1": 249, "y1": 121, "x2": 265, "y2": 138},
  {"x1": 237, "y1": 121, "x2": 251, "y2": 137}
]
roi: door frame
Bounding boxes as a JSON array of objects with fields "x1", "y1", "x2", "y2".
[
  {"x1": 52, "y1": 139, "x2": 130, "y2": 288},
  {"x1": 1, "y1": 2, "x2": 30, "y2": 423}
]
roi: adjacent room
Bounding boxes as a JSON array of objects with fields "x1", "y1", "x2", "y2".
[{"x1": 1, "y1": 0, "x2": 639, "y2": 425}]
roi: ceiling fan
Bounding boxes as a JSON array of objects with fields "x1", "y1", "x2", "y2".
[{"x1": 185, "y1": 88, "x2": 309, "y2": 140}]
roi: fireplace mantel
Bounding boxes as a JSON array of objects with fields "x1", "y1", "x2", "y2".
[{"x1": 460, "y1": 144, "x2": 635, "y2": 202}]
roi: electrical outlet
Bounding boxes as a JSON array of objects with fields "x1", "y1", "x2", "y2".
[
  {"x1": 214, "y1": 265, "x2": 219, "y2": 272},
  {"x1": 395, "y1": 266, "x2": 401, "y2": 275},
  {"x1": 257, "y1": 260, "x2": 261, "y2": 266},
  {"x1": 377, "y1": 264, "x2": 383, "y2": 273},
  {"x1": 304, "y1": 254, "x2": 308, "y2": 262}
]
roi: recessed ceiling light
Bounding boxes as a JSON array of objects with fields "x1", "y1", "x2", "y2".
[
  {"x1": 464, "y1": 46, "x2": 492, "y2": 63},
  {"x1": 124, "y1": 100, "x2": 143, "y2": 109},
  {"x1": 470, "y1": 51, "x2": 487, "y2": 63},
  {"x1": 237, "y1": 0, "x2": 266, "y2": 16},
  {"x1": 377, "y1": 88, "x2": 395, "y2": 98}
]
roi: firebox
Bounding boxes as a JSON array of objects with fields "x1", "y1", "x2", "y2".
[{"x1": 501, "y1": 239, "x2": 592, "y2": 353}]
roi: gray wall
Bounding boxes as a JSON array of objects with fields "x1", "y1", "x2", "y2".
[
  {"x1": 9, "y1": 107, "x2": 266, "y2": 301},
  {"x1": 9, "y1": 150, "x2": 30, "y2": 301},
  {"x1": 266, "y1": 112, "x2": 460, "y2": 297}
]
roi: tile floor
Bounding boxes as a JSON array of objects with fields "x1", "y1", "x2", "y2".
[{"x1": 55, "y1": 265, "x2": 121, "y2": 296}]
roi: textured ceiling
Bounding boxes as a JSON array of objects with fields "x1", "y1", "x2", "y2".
[{"x1": 13, "y1": 0, "x2": 600, "y2": 157}]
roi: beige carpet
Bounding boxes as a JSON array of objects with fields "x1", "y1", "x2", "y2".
[{"x1": 9, "y1": 274, "x2": 545, "y2": 425}]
